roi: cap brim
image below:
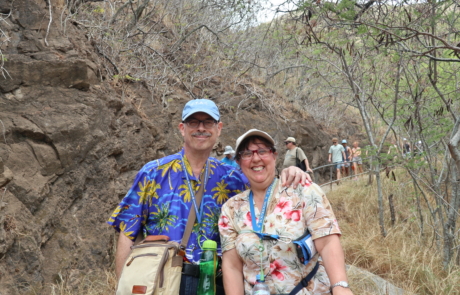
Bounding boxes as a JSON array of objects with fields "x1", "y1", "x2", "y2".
[
  {"x1": 235, "y1": 129, "x2": 275, "y2": 153},
  {"x1": 182, "y1": 110, "x2": 219, "y2": 121}
]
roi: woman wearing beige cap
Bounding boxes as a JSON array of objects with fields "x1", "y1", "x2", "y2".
[{"x1": 219, "y1": 129, "x2": 353, "y2": 295}]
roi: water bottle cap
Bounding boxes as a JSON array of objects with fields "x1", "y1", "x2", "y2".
[
  {"x1": 202, "y1": 240, "x2": 217, "y2": 250},
  {"x1": 256, "y1": 274, "x2": 265, "y2": 282}
]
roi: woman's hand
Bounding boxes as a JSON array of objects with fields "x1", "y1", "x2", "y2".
[{"x1": 280, "y1": 166, "x2": 312, "y2": 188}]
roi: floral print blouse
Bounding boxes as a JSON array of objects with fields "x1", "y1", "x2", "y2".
[{"x1": 219, "y1": 181, "x2": 341, "y2": 295}]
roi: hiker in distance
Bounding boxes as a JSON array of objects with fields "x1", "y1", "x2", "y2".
[
  {"x1": 283, "y1": 136, "x2": 313, "y2": 173},
  {"x1": 341, "y1": 139, "x2": 352, "y2": 177},
  {"x1": 108, "y1": 98, "x2": 311, "y2": 295},
  {"x1": 221, "y1": 145, "x2": 240, "y2": 169},
  {"x1": 219, "y1": 129, "x2": 353, "y2": 295},
  {"x1": 328, "y1": 138, "x2": 346, "y2": 184}
]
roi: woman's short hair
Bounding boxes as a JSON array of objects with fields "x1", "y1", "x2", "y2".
[{"x1": 235, "y1": 136, "x2": 277, "y2": 161}]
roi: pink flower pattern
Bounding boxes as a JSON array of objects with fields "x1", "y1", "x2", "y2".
[
  {"x1": 270, "y1": 259, "x2": 287, "y2": 280},
  {"x1": 218, "y1": 215, "x2": 229, "y2": 229},
  {"x1": 244, "y1": 211, "x2": 252, "y2": 227},
  {"x1": 274, "y1": 196, "x2": 292, "y2": 214},
  {"x1": 284, "y1": 209, "x2": 302, "y2": 221}
]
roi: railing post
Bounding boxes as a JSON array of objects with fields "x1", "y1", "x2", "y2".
[{"x1": 330, "y1": 164, "x2": 332, "y2": 191}]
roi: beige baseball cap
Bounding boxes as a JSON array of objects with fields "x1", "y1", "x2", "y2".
[
  {"x1": 235, "y1": 129, "x2": 275, "y2": 153},
  {"x1": 285, "y1": 137, "x2": 296, "y2": 143}
]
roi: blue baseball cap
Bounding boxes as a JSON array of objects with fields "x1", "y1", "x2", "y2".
[
  {"x1": 342, "y1": 139, "x2": 347, "y2": 143},
  {"x1": 182, "y1": 99, "x2": 220, "y2": 121}
]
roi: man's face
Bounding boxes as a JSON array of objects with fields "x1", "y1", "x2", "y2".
[
  {"x1": 179, "y1": 112, "x2": 222, "y2": 154},
  {"x1": 285, "y1": 141, "x2": 293, "y2": 150},
  {"x1": 332, "y1": 141, "x2": 338, "y2": 145}
]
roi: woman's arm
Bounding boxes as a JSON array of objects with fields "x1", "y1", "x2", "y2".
[
  {"x1": 314, "y1": 234, "x2": 353, "y2": 295},
  {"x1": 222, "y1": 248, "x2": 245, "y2": 295}
]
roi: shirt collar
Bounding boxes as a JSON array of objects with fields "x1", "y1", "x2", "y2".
[{"x1": 179, "y1": 148, "x2": 207, "y2": 181}]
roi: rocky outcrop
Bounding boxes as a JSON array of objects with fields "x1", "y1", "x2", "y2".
[{"x1": 347, "y1": 265, "x2": 409, "y2": 295}]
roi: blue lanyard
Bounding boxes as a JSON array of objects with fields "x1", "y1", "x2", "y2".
[
  {"x1": 248, "y1": 178, "x2": 278, "y2": 234},
  {"x1": 180, "y1": 155, "x2": 209, "y2": 225}
]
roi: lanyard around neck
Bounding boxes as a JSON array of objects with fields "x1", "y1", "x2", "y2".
[
  {"x1": 180, "y1": 155, "x2": 209, "y2": 225},
  {"x1": 248, "y1": 178, "x2": 278, "y2": 233}
]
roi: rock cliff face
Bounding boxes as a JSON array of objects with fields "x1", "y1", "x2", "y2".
[{"x1": 0, "y1": 1, "x2": 348, "y2": 293}]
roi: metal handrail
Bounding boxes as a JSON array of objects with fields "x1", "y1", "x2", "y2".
[
  {"x1": 311, "y1": 157, "x2": 369, "y2": 172},
  {"x1": 310, "y1": 158, "x2": 370, "y2": 190},
  {"x1": 319, "y1": 171, "x2": 369, "y2": 187}
]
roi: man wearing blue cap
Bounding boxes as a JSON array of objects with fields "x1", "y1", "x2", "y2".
[{"x1": 108, "y1": 98, "x2": 309, "y2": 295}]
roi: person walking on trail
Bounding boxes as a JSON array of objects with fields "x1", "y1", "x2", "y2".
[
  {"x1": 341, "y1": 139, "x2": 352, "y2": 177},
  {"x1": 221, "y1": 145, "x2": 240, "y2": 169},
  {"x1": 283, "y1": 136, "x2": 313, "y2": 174},
  {"x1": 107, "y1": 98, "x2": 311, "y2": 295},
  {"x1": 328, "y1": 138, "x2": 346, "y2": 184},
  {"x1": 351, "y1": 141, "x2": 363, "y2": 180}
]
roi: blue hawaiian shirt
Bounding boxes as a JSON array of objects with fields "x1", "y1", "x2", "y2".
[
  {"x1": 108, "y1": 148, "x2": 249, "y2": 263},
  {"x1": 221, "y1": 156, "x2": 240, "y2": 169}
]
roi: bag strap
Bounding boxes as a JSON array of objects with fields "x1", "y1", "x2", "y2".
[
  {"x1": 180, "y1": 172, "x2": 205, "y2": 250},
  {"x1": 288, "y1": 262, "x2": 319, "y2": 295},
  {"x1": 295, "y1": 147, "x2": 303, "y2": 167}
]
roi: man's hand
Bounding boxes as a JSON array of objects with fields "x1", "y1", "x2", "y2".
[
  {"x1": 307, "y1": 167, "x2": 314, "y2": 174},
  {"x1": 280, "y1": 166, "x2": 312, "y2": 189}
]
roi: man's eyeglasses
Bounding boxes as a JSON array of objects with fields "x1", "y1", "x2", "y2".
[
  {"x1": 285, "y1": 142, "x2": 292, "y2": 145},
  {"x1": 183, "y1": 119, "x2": 218, "y2": 129},
  {"x1": 239, "y1": 148, "x2": 272, "y2": 160}
]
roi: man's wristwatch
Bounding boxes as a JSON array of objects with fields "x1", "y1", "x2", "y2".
[{"x1": 331, "y1": 281, "x2": 350, "y2": 290}]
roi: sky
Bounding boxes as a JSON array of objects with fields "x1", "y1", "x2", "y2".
[{"x1": 258, "y1": 0, "x2": 295, "y2": 23}]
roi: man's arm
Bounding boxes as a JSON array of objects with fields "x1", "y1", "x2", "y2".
[
  {"x1": 328, "y1": 153, "x2": 332, "y2": 162},
  {"x1": 116, "y1": 233, "x2": 134, "y2": 280},
  {"x1": 304, "y1": 159, "x2": 313, "y2": 173}
]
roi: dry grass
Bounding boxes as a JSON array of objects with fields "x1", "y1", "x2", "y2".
[
  {"x1": 327, "y1": 171, "x2": 460, "y2": 294},
  {"x1": 41, "y1": 270, "x2": 116, "y2": 295}
]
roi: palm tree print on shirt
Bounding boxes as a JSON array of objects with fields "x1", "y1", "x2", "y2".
[
  {"x1": 212, "y1": 179, "x2": 231, "y2": 204},
  {"x1": 148, "y1": 202, "x2": 178, "y2": 233},
  {"x1": 137, "y1": 178, "x2": 161, "y2": 205},
  {"x1": 203, "y1": 206, "x2": 221, "y2": 237},
  {"x1": 179, "y1": 179, "x2": 198, "y2": 202}
]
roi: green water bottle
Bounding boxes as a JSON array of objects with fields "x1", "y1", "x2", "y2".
[{"x1": 197, "y1": 240, "x2": 217, "y2": 295}]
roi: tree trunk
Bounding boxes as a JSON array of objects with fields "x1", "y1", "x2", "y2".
[{"x1": 444, "y1": 119, "x2": 460, "y2": 268}]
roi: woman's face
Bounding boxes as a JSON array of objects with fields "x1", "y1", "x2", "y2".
[{"x1": 238, "y1": 139, "x2": 277, "y2": 187}]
